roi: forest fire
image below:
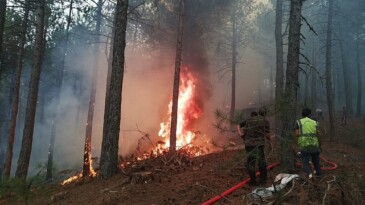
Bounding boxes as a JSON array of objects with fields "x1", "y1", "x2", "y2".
[
  {"x1": 60, "y1": 157, "x2": 97, "y2": 185},
  {"x1": 157, "y1": 66, "x2": 204, "y2": 156}
]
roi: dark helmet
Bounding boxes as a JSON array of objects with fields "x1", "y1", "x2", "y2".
[{"x1": 302, "y1": 108, "x2": 311, "y2": 117}]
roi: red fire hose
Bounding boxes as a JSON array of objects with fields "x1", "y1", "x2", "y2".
[
  {"x1": 201, "y1": 157, "x2": 337, "y2": 205},
  {"x1": 319, "y1": 156, "x2": 337, "y2": 170}
]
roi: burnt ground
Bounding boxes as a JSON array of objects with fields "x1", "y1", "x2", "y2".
[{"x1": 1, "y1": 119, "x2": 365, "y2": 205}]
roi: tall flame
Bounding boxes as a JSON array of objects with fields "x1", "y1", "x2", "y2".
[{"x1": 158, "y1": 66, "x2": 203, "y2": 150}]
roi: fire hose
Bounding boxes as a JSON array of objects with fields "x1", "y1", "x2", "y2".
[{"x1": 201, "y1": 156, "x2": 337, "y2": 205}]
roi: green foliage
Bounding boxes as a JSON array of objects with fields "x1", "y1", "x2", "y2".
[
  {"x1": 0, "y1": 164, "x2": 56, "y2": 204},
  {"x1": 213, "y1": 108, "x2": 245, "y2": 134},
  {"x1": 0, "y1": 178, "x2": 27, "y2": 202}
]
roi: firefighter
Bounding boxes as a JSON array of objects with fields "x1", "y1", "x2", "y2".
[
  {"x1": 237, "y1": 107, "x2": 271, "y2": 185},
  {"x1": 294, "y1": 108, "x2": 322, "y2": 179},
  {"x1": 341, "y1": 106, "x2": 347, "y2": 125}
]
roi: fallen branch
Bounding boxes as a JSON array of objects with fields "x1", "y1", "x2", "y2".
[{"x1": 322, "y1": 176, "x2": 337, "y2": 205}]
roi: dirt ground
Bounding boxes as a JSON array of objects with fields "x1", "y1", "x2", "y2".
[{"x1": 1, "y1": 121, "x2": 365, "y2": 205}]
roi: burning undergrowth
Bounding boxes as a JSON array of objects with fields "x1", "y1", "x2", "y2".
[
  {"x1": 121, "y1": 66, "x2": 213, "y2": 171},
  {"x1": 118, "y1": 134, "x2": 213, "y2": 185},
  {"x1": 60, "y1": 65, "x2": 214, "y2": 186}
]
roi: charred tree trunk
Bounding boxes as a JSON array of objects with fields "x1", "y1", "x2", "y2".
[
  {"x1": 339, "y1": 26, "x2": 352, "y2": 115},
  {"x1": 3, "y1": 0, "x2": 30, "y2": 179},
  {"x1": 100, "y1": 0, "x2": 128, "y2": 179},
  {"x1": 15, "y1": 0, "x2": 46, "y2": 179},
  {"x1": 229, "y1": 10, "x2": 237, "y2": 126},
  {"x1": 169, "y1": 0, "x2": 185, "y2": 152},
  {"x1": 83, "y1": 0, "x2": 102, "y2": 177},
  {"x1": 0, "y1": 0, "x2": 6, "y2": 74},
  {"x1": 356, "y1": 39, "x2": 362, "y2": 116},
  {"x1": 275, "y1": 0, "x2": 284, "y2": 137},
  {"x1": 280, "y1": 0, "x2": 303, "y2": 170},
  {"x1": 325, "y1": 0, "x2": 335, "y2": 141}
]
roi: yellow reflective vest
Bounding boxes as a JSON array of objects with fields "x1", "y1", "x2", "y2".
[{"x1": 297, "y1": 117, "x2": 319, "y2": 151}]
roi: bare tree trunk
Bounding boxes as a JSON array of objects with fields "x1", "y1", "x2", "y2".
[
  {"x1": 356, "y1": 39, "x2": 362, "y2": 116},
  {"x1": 103, "y1": 22, "x2": 114, "y2": 122},
  {"x1": 169, "y1": 0, "x2": 185, "y2": 152},
  {"x1": 3, "y1": 0, "x2": 30, "y2": 179},
  {"x1": 0, "y1": 76, "x2": 14, "y2": 178},
  {"x1": 0, "y1": 0, "x2": 6, "y2": 74},
  {"x1": 46, "y1": 121, "x2": 55, "y2": 180},
  {"x1": 270, "y1": 68, "x2": 274, "y2": 104},
  {"x1": 304, "y1": 65, "x2": 308, "y2": 106},
  {"x1": 100, "y1": 0, "x2": 128, "y2": 179},
  {"x1": 0, "y1": 120, "x2": 4, "y2": 178},
  {"x1": 339, "y1": 26, "x2": 352, "y2": 115},
  {"x1": 229, "y1": 10, "x2": 237, "y2": 126},
  {"x1": 325, "y1": 0, "x2": 335, "y2": 141},
  {"x1": 275, "y1": 0, "x2": 284, "y2": 139},
  {"x1": 83, "y1": 0, "x2": 102, "y2": 177},
  {"x1": 46, "y1": 0, "x2": 73, "y2": 180},
  {"x1": 281, "y1": 0, "x2": 303, "y2": 170},
  {"x1": 311, "y1": 34, "x2": 317, "y2": 110},
  {"x1": 15, "y1": 0, "x2": 46, "y2": 179},
  {"x1": 132, "y1": 6, "x2": 144, "y2": 53}
]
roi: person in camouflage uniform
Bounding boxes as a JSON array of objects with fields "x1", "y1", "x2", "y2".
[{"x1": 237, "y1": 107, "x2": 271, "y2": 185}]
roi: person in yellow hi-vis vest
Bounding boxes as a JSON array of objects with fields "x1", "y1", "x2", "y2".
[{"x1": 294, "y1": 108, "x2": 322, "y2": 179}]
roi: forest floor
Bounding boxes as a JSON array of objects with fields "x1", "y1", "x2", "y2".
[{"x1": 1, "y1": 118, "x2": 365, "y2": 205}]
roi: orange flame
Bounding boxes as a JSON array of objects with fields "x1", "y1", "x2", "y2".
[
  {"x1": 61, "y1": 157, "x2": 97, "y2": 185},
  {"x1": 61, "y1": 172, "x2": 82, "y2": 185},
  {"x1": 158, "y1": 66, "x2": 203, "y2": 152}
]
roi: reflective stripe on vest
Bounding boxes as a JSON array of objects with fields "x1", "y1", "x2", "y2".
[{"x1": 297, "y1": 117, "x2": 319, "y2": 149}]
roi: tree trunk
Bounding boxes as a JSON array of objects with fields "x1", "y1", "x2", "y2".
[
  {"x1": 275, "y1": 0, "x2": 284, "y2": 139},
  {"x1": 169, "y1": 0, "x2": 185, "y2": 152},
  {"x1": 15, "y1": 0, "x2": 46, "y2": 179},
  {"x1": 3, "y1": 0, "x2": 30, "y2": 179},
  {"x1": 45, "y1": 0, "x2": 73, "y2": 181},
  {"x1": 229, "y1": 9, "x2": 237, "y2": 127},
  {"x1": 311, "y1": 34, "x2": 317, "y2": 110},
  {"x1": 73, "y1": 73, "x2": 82, "y2": 135},
  {"x1": 275, "y1": 0, "x2": 285, "y2": 164},
  {"x1": 325, "y1": 0, "x2": 335, "y2": 141},
  {"x1": 339, "y1": 26, "x2": 352, "y2": 115},
  {"x1": 304, "y1": 70, "x2": 308, "y2": 106},
  {"x1": 100, "y1": 0, "x2": 128, "y2": 179},
  {"x1": 83, "y1": 0, "x2": 102, "y2": 177},
  {"x1": 103, "y1": 21, "x2": 114, "y2": 126},
  {"x1": 356, "y1": 39, "x2": 362, "y2": 116},
  {"x1": 0, "y1": 75, "x2": 13, "y2": 178},
  {"x1": 46, "y1": 121, "x2": 55, "y2": 180},
  {"x1": 0, "y1": 0, "x2": 6, "y2": 74},
  {"x1": 281, "y1": 0, "x2": 303, "y2": 171}
]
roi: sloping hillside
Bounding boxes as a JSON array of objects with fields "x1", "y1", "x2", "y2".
[{"x1": 1, "y1": 120, "x2": 365, "y2": 205}]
